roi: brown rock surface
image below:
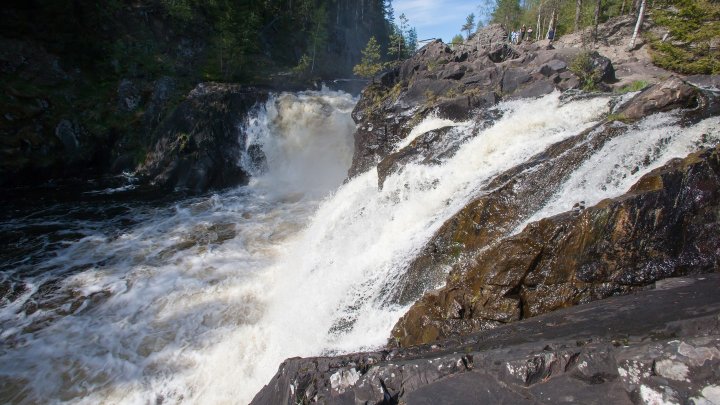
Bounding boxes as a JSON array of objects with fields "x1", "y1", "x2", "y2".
[
  {"x1": 252, "y1": 274, "x2": 720, "y2": 405},
  {"x1": 392, "y1": 145, "x2": 720, "y2": 347}
]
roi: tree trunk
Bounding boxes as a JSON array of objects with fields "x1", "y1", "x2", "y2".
[
  {"x1": 547, "y1": 9, "x2": 556, "y2": 40},
  {"x1": 536, "y1": 4, "x2": 542, "y2": 41},
  {"x1": 620, "y1": 0, "x2": 627, "y2": 15},
  {"x1": 593, "y1": 0, "x2": 602, "y2": 41},
  {"x1": 629, "y1": 0, "x2": 646, "y2": 49},
  {"x1": 575, "y1": 0, "x2": 583, "y2": 32}
]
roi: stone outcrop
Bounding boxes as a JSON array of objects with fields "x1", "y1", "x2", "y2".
[
  {"x1": 347, "y1": 24, "x2": 617, "y2": 179},
  {"x1": 252, "y1": 274, "x2": 720, "y2": 405},
  {"x1": 253, "y1": 16, "x2": 720, "y2": 404},
  {"x1": 136, "y1": 83, "x2": 267, "y2": 193},
  {"x1": 373, "y1": 78, "x2": 711, "y2": 309},
  {"x1": 391, "y1": 144, "x2": 720, "y2": 347}
]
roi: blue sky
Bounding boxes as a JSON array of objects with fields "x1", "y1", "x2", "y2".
[{"x1": 394, "y1": 0, "x2": 489, "y2": 43}]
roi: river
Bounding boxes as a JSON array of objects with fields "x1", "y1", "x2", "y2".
[{"x1": 0, "y1": 89, "x2": 718, "y2": 404}]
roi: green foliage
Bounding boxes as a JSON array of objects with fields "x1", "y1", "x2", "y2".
[
  {"x1": 491, "y1": 0, "x2": 522, "y2": 26},
  {"x1": 388, "y1": 13, "x2": 417, "y2": 61},
  {"x1": 617, "y1": 80, "x2": 649, "y2": 93},
  {"x1": 606, "y1": 112, "x2": 630, "y2": 123},
  {"x1": 177, "y1": 132, "x2": 191, "y2": 152},
  {"x1": 159, "y1": 0, "x2": 194, "y2": 22},
  {"x1": 354, "y1": 37, "x2": 384, "y2": 79},
  {"x1": 462, "y1": 13, "x2": 476, "y2": 38},
  {"x1": 648, "y1": 0, "x2": 720, "y2": 74},
  {"x1": 293, "y1": 54, "x2": 313, "y2": 77},
  {"x1": 569, "y1": 51, "x2": 603, "y2": 91},
  {"x1": 452, "y1": 34, "x2": 465, "y2": 46}
]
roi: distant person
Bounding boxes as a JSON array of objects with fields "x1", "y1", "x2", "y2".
[
  {"x1": 527, "y1": 28, "x2": 534, "y2": 41},
  {"x1": 547, "y1": 28, "x2": 555, "y2": 43},
  {"x1": 520, "y1": 25, "x2": 527, "y2": 42}
]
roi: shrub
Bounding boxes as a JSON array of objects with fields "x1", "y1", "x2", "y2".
[{"x1": 569, "y1": 51, "x2": 604, "y2": 91}]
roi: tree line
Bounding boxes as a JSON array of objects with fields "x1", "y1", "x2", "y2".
[
  {"x1": 353, "y1": 4, "x2": 419, "y2": 80},
  {"x1": 466, "y1": 0, "x2": 718, "y2": 74}
]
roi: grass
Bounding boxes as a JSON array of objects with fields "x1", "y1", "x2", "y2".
[{"x1": 616, "y1": 80, "x2": 649, "y2": 94}]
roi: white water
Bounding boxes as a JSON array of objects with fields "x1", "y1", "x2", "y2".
[
  {"x1": 515, "y1": 113, "x2": 720, "y2": 232},
  {"x1": 0, "y1": 89, "x2": 718, "y2": 405}
]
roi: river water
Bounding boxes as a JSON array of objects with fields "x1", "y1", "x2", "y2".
[{"x1": 0, "y1": 89, "x2": 718, "y2": 404}]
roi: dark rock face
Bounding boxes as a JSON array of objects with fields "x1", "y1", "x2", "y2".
[
  {"x1": 136, "y1": 83, "x2": 267, "y2": 193},
  {"x1": 392, "y1": 145, "x2": 720, "y2": 347},
  {"x1": 251, "y1": 274, "x2": 720, "y2": 405},
  {"x1": 347, "y1": 26, "x2": 618, "y2": 179},
  {"x1": 387, "y1": 78, "x2": 710, "y2": 310}
]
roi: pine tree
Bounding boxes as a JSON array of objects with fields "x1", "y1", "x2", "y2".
[
  {"x1": 451, "y1": 34, "x2": 464, "y2": 48},
  {"x1": 406, "y1": 27, "x2": 418, "y2": 54},
  {"x1": 353, "y1": 36, "x2": 383, "y2": 80},
  {"x1": 462, "y1": 13, "x2": 476, "y2": 39}
]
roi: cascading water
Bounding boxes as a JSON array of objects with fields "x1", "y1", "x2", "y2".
[{"x1": 0, "y1": 88, "x2": 717, "y2": 405}]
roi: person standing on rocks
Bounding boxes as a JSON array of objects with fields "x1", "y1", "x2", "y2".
[
  {"x1": 547, "y1": 28, "x2": 555, "y2": 43},
  {"x1": 520, "y1": 25, "x2": 527, "y2": 42}
]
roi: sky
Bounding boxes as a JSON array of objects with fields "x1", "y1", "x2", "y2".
[{"x1": 394, "y1": 0, "x2": 490, "y2": 44}]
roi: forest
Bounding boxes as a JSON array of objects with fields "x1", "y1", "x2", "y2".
[{"x1": 0, "y1": 0, "x2": 403, "y2": 83}]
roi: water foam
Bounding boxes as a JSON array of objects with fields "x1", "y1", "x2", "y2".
[{"x1": 1, "y1": 88, "x2": 717, "y2": 405}]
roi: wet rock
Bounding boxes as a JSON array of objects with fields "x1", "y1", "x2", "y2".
[
  {"x1": 54, "y1": 119, "x2": 83, "y2": 155},
  {"x1": 392, "y1": 145, "x2": 720, "y2": 347},
  {"x1": 376, "y1": 127, "x2": 454, "y2": 189},
  {"x1": 117, "y1": 79, "x2": 140, "y2": 112},
  {"x1": 137, "y1": 83, "x2": 268, "y2": 193},
  {"x1": 252, "y1": 274, "x2": 720, "y2": 405}
]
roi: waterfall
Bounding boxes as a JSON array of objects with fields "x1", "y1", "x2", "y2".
[{"x1": 0, "y1": 89, "x2": 717, "y2": 405}]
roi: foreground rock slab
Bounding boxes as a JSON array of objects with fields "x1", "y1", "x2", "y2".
[{"x1": 252, "y1": 274, "x2": 720, "y2": 404}]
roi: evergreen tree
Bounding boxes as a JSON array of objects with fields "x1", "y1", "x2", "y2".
[
  {"x1": 491, "y1": 0, "x2": 522, "y2": 26},
  {"x1": 353, "y1": 36, "x2": 383, "y2": 80},
  {"x1": 451, "y1": 34, "x2": 465, "y2": 47},
  {"x1": 388, "y1": 24, "x2": 405, "y2": 61},
  {"x1": 462, "y1": 13, "x2": 477, "y2": 39},
  {"x1": 406, "y1": 27, "x2": 418, "y2": 54}
]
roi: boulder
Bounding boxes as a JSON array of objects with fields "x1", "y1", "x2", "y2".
[
  {"x1": 137, "y1": 83, "x2": 268, "y2": 193},
  {"x1": 252, "y1": 274, "x2": 720, "y2": 405},
  {"x1": 619, "y1": 77, "x2": 700, "y2": 121}
]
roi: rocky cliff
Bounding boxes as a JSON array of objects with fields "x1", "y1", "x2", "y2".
[
  {"x1": 0, "y1": 0, "x2": 388, "y2": 190},
  {"x1": 252, "y1": 274, "x2": 720, "y2": 405},
  {"x1": 253, "y1": 17, "x2": 720, "y2": 404}
]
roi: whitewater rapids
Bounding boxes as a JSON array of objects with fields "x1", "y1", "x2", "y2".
[{"x1": 0, "y1": 89, "x2": 718, "y2": 404}]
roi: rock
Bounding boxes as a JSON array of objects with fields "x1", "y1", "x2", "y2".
[
  {"x1": 392, "y1": 145, "x2": 720, "y2": 347},
  {"x1": 251, "y1": 274, "x2": 720, "y2": 405},
  {"x1": 619, "y1": 77, "x2": 700, "y2": 121},
  {"x1": 137, "y1": 83, "x2": 268, "y2": 193},
  {"x1": 54, "y1": 119, "x2": 83, "y2": 155},
  {"x1": 487, "y1": 44, "x2": 520, "y2": 63},
  {"x1": 376, "y1": 126, "x2": 454, "y2": 188},
  {"x1": 686, "y1": 74, "x2": 720, "y2": 90},
  {"x1": 467, "y1": 24, "x2": 508, "y2": 52},
  {"x1": 539, "y1": 59, "x2": 568, "y2": 76},
  {"x1": 117, "y1": 79, "x2": 140, "y2": 112},
  {"x1": 347, "y1": 28, "x2": 622, "y2": 181},
  {"x1": 501, "y1": 68, "x2": 533, "y2": 94}
]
